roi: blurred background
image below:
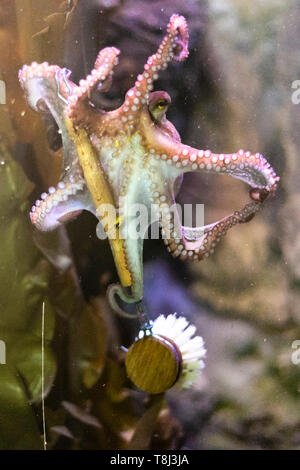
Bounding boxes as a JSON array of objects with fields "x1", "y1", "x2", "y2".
[{"x1": 0, "y1": 0, "x2": 299, "y2": 450}]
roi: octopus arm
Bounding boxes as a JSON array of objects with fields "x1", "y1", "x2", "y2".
[
  {"x1": 160, "y1": 196, "x2": 262, "y2": 262},
  {"x1": 19, "y1": 63, "x2": 96, "y2": 230},
  {"x1": 142, "y1": 122, "x2": 279, "y2": 194},
  {"x1": 121, "y1": 14, "x2": 189, "y2": 117},
  {"x1": 66, "y1": 47, "x2": 120, "y2": 127}
]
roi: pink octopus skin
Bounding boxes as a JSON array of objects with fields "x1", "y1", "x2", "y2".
[{"x1": 19, "y1": 14, "x2": 279, "y2": 313}]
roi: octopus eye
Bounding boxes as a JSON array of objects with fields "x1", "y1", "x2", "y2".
[
  {"x1": 148, "y1": 91, "x2": 171, "y2": 123},
  {"x1": 157, "y1": 99, "x2": 169, "y2": 110}
]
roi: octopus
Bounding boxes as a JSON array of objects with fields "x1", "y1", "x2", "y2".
[{"x1": 19, "y1": 14, "x2": 279, "y2": 316}]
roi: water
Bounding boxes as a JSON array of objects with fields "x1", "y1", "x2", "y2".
[{"x1": 0, "y1": 0, "x2": 298, "y2": 451}]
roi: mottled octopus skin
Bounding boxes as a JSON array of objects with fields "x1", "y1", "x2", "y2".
[{"x1": 19, "y1": 14, "x2": 279, "y2": 315}]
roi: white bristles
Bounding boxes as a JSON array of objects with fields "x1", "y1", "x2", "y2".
[{"x1": 151, "y1": 313, "x2": 206, "y2": 389}]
